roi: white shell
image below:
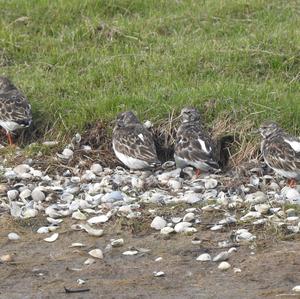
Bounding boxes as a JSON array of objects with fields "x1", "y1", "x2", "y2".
[
  {"x1": 122, "y1": 250, "x2": 138, "y2": 256},
  {"x1": 196, "y1": 253, "x2": 211, "y2": 262},
  {"x1": 84, "y1": 258, "x2": 95, "y2": 265},
  {"x1": 71, "y1": 223, "x2": 103, "y2": 237},
  {"x1": 8, "y1": 232, "x2": 20, "y2": 241},
  {"x1": 153, "y1": 271, "x2": 165, "y2": 277},
  {"x1": 87, "y1": 215, "x2": 109, "y2": 225},
  {"x1": 7, "y1": 190, "x2": 19, "y2": 201},
  {"x1": 292, "y1": 286, "x2": 300, "y2": 292},
  {"x1": 88, "y1": 249, "x2": 103, "y2": 259},
  {"x1": 183, "y1": 212, "x2": 195, "y2": 222},
  {"x1": 218, "y1": 261, "x2": 231, "y2": 270},
  {"x1": 174, "y1": 222, "x2": 192, "y2": 233},
  {"x1": 37, "y1": 227, "x2": 50, "y2": 234},
  {"x1": 44, "y1": 233, "x2": 59, "y2": 242},
  {"x1": 72, "y1": 210, "x2": 87, "y2": 220},
  {"x1": 70, "y1": 243, "x2": 85, "y2": 248},
  {"x1": 213, "y1": 251, "x2": 229, "y2": 262},
  {"x1": 151, "y1": 216, "x2": 167, "y2": 230},
  {"x1": 160, "y1": 227, "x2": 175, "y2": 235},
  {"x1": 111, "y1": 238, "x2": 124, "y2": 247}
]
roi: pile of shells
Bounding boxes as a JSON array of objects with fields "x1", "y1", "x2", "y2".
[{"x1": 1, "y1": 137, "x2": 300, "y2": 274}]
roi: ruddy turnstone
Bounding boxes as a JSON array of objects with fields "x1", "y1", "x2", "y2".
[
  {"x1": 0, "y1": 76, "x2": 32, "y2": 145},
  {"x1": 259, "y1": 121, "x2": 300, "y2": 187},
  {"x1": 112, "y1": 111, "x2": 161, "y2": 170},
  {"x1": 174, "y1": 107, "x2": 219, "y2": 174}
]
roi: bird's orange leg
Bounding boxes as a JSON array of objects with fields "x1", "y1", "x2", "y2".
[
  {"x1": 6, "y1": 132, "x2": 13, "y2": 146},
  {"x1": 195, "y1": 169, "x2": 201, "y2": 177},
  {"x1": 288, "y1": 179, "x2": 296, "y2": 188}
]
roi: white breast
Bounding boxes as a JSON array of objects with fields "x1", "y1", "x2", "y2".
[
  {"x1": 0, "y1": 121, "x2": 23, "y2": 132},
  {"x1": 284, "y1": 139, "x2": 300, "y2": 152}
]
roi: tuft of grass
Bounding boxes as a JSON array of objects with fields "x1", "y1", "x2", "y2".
[{"x1": 0, "y1": 0, "x2": 299, "y2": 149}]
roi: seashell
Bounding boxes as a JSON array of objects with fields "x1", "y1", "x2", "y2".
[
  {"x1": 210, "y1": 224, "x2": 223, "y2": 231},
  {"x1": 235, "y1": 229, "x2": 256, "y2": 243},
  {"x1": 102, "y1": 191, "x2": 123, "y2": 203},
  {"x1": 151, "y1": 216, "x2": 167, "y2": 230},
  {"x1": 171, "y1": 217, "x2": 182, "y2": 224},
  {"x1": 160, "y1": 227, "x2": 174, "y2": 235},
  {"x1": 155, "y1": 257, "x2": 163, "y2": 262},
  {"x1": 44, "y1": 233, "x2": 59, "y2": 242},
  {"x1": 284, "y1": 188, "x2": 300, "y2": 202},
  {"x1": 219, "y1": 216, "x2": 236, "y2": 225},
  {"x1": 22, "y1": 208, "x2": 38, "y2": 219},
  {"x1": 183, "y1": 227, "x2": 197, "y2": 234},
  {"x1": 5, "y1": 170, "x2": 17, "y2": 180},
  {"x1": 70, "y1": 243, "x2": 85, "y2": 248},
  {"x1": 13, "y1": 164, "x2": 31, "y2": 175},
  {"x1": 161, "y1": 161, "x2": 175, "y2": 169},
  {"x1": 240, "y1": 211, "x2": 261, "y2": 221},
  {"x1": 181, "y1": 193, "x2": 202, "y2": 204},
  {"x1": 84, "y1": 258, "x2": 95, "y2": 265},
  {"x1": 8, "y1": 232, "x2": 20, "y2": 241},
  {"x1": 153, "y1": 271, "x2": 165, "y2": 277},
  {"x1": 77, "y1": 279, "x2": 85, "y2": 285},
  {"x1": 292, "y1": 286, "x2": 300, "y2": 292},
  {"x1": 37, "y1": 227, "x2": 50, "y2": 234},
  {"x1": 31, "y1": 188, "x2": 46, "y2": 202},
  {"x1": 196, "y1": 253, "x2": 211, "y2": 261},
  {"x1": 254, "y1": 204, "x2": 270, "y2": 214},
  {"x1": 168, "y1": 179, "x2": 182, "y2": 190},
  {"x1": 183, "y1": 212, "x2": 195, "y2": 222},
  {"x1": 218, "y1": 261, "x2": 231, "y2": 270},
  {"x1": 174, "y1": 222, "x2": 192, "y2": 233},
  {"x1": 143, "y1": 120, "x2": 153, "y2": 129},
  {"x1": 7, "y1": 190, "x2": 19, "y2": 201},
  {"x1": 111, "y1": 238, "x2": 124, "y2": 247},
  {"x1": 250, "y1": 175, "x2": 260, "y2": 186},
  {"x1": 245, "y1": 191, "x2": 267, "y2": 204},
  {"x1": 122, "y1": 250, "x2": 138, "y2": 256},
  {"x1": 253, "y1": 218, "x2": 267, "y2": 225},
  {"x1": 31, "y1": 170, "x2": 43, "y2": 177},
  {"x1": 234, "y1": 268, "x2": 242, "y2": 273},
  {"x1": 87, "y1": 215, "x2": 109, "y2": 225},
  {"x1": 90, "y1": 163, "x2": 103, "y2": 175},
  {"x1": 131, "y1": 177, "x2": 145, "y2": 190},
  {"x1": 71, "y1": 223, "x2": 103, "y2": 237},
  {"x1": 81, "y1": 170, "x2": 96, "y2": 182},
  {"x1": 204, "y1": 178, "x2": 218, "y2": 189},
  {"x1": 0, "y1": 254, "x2": 13, "y2": 262},
  {"x1": 228, "y1": 247, "x2": 237, "y2": 254},
  {"x1": 43, "y1": 141, "x2": 59, "y2": 147},
  {"x1": 88, "y1": 249, "x2": 103, "y2": 259},
  {"x1": 19, "y1": 189, "x2": 31, "y2": 200},
  {"x1": 213, "y1": 251, "x2": 229, "y2": 262},
  {"x1": 191, "y1": 237, "x2": 202, "y2": 245},
  {"x1": 47, "y1": 217, "x2": 63, "y2": 225},
  {"x1": 72, "y1": 210, "x2": 87, "y2": 220},
  {"x1": 62, "y1": 148, "x2": 73, "y2": 159}
]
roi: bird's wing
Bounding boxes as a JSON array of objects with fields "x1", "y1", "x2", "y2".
[
  {"x1": 264, "y1": 137, "x2": 300, "y2": 171},
  {"x1": 0, "y1": 92, "x2": 32, "y2": 124},
  {"x1": 113, "y1": 125, "x2": 160, "y2": 164},
  {"x1": 175, "y1": 124, "x2": 218, "y2": 168}
]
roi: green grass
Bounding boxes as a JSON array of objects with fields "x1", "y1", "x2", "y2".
[{"x1": 0, "y1": 0, "x2": 299, "y2": 142}]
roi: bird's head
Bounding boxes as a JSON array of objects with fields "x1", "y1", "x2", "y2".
[
  {"x1": 0, "y1": 76, "x2": 15, "y2": 92},
  {"x1": 259, "y1": 121, "x2": 281, "y2": 138},
  {"x1": 180, "y1": 106, "x2": 201, "y2": 123},
  {"x1": 115, "y1": 111, "x2": 140, "y2": 127}
]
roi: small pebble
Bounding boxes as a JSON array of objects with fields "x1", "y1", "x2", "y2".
[
  {"x1": 8, "y1": 232, "x2": 20, "y2": 241},
  {"x1": 218, "y1": 261, "x2": 231, "y2": 271}
]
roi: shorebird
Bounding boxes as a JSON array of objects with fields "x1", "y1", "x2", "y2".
[
  {"x1": 112, "y1": 111, "x2": 161, "y2": 170},
  {"x1": 174, "y1": 107, "x2": 219, "y2": 175},
  {"x1": 0, "y1": 76, "x2": 32, "y2": 145},
  {"x1": 259, "y1": 121, "x2": 300, "y2": 187}
]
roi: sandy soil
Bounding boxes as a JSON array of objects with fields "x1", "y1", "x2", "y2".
[{"x1": 0, "y1": 206, "x2": 300, "y2": 299}]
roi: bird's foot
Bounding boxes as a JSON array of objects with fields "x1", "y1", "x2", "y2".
[{"x1": 195, "y1": 169, "x2": 201, "y2": 177}]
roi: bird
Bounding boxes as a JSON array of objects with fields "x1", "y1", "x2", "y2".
[
  {"x1": 174, "y1": 107, "x2": 219, "y2": 175},
  {"x1": 112, "y1": 111, "x2": 161, "y2": 170},
  {"x1": 0, "y1": 76, "x2": 32, "y2": 145},
  {"x1": 259, "y1": 121, "x2": 300, "y2": 187}
]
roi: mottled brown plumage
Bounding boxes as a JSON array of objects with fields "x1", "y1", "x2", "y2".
[
  {"x1": 112, "y1": 111, "x2": 160, "y2": 170},
  {"x1": 0, "y1": 76, "x2": 32, "y2": 145},
  {"x1": 174, "y1": 107, "x2": 219, "y2": 173},
  {"x1": 260, "y1": 121, "x2": 300, "y2": 182}
]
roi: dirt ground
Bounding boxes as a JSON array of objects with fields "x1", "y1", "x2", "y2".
[{"x1": 1, "y1": 206, "x2": 300, "y2": 299}]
